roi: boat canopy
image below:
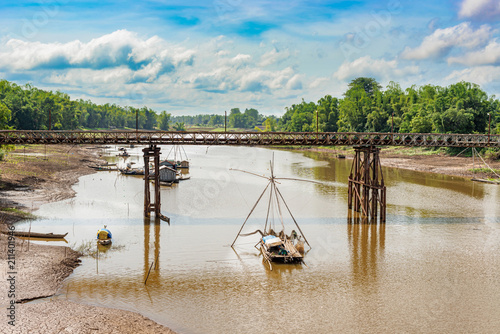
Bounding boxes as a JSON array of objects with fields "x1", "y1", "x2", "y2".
[
  {"x1": 97, "y1": 228, "x2": 112, "y2": 240},
  {"x1": 263, "y1": 235, "x2": 282, "y2": 247}
]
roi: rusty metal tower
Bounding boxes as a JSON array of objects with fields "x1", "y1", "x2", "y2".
[
  {"x1": 348, "y1": 146, "x2": 386, "y2": 223},
  {"x1": 143, "y1": 145, "x2": 170, "y2": 223}
]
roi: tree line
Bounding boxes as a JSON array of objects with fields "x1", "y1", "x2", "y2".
[
  {"x1": 0, "y1": 80, "x2": 170, "y2": 130},
  {"x1": 0, "y1": 78, "x2": 498, "y2": 135},
  {"x1": 278, "y1": 78, "x2": 499, "y2": 135},
  {"x1": 171, "y1": 108, "x2": 266, "y2": 130}
]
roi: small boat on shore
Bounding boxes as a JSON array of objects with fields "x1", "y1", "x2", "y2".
[
  {"x1": 119, "y1": 167, "x2": 144, "y2": 175},
  {"x1": 97, "y1": 226, "x2": 112, "y2": 245},
  {"x1": 1, "y1": 231, "x2": 68, "y2": 239}
]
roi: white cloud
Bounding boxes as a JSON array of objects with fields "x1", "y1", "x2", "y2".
[
  {"x1": 189, "y1": 65, "x2": 300, "y2": 94},
  {"x1": 259, "y1": 48, "x2": 290, "y2": 67},
  {"x1": 309, "y1": 77, "x2": 330, "y2": 89},
  {"x1": 285, "y1": 74, "x2": 303, "y2": 90},
  {"x1": 334, "y1": 56, "x2": 419, "y2": 81},
  {"x1": 401, "y1": 22, "x2": 492, "y2": 60},
  {"x1": 459, "y1": 0, "x2": 500, "y2": 19},
  {"x1": 448, "y1": 39, "x2": 500, "y2": 66},
  {"x1": 229, "y1": 54, "x2": 252, "y2": 68},
  {"x1": 0, "y1": 29, "x2": 195, "y2": 83},
  {"x1": 445, "y1": 66, "x2": 500, "y2": 85},
  {"x1": 0, "y1": 29, "x2": 321, "y2": 114}
]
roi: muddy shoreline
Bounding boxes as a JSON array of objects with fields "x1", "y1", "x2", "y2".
[
  {"x1": 0, "y1": 145, "x2": 176, "y2": 334},
  {"x1": 289, "y1": 146, "x2": 500, "y2": 180}
]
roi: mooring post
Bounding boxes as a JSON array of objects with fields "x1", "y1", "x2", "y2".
[
  {"x1": 143, "y1": 148, "x2": 151, "y2": 217},
  {"x1": 347, "y1": 146, "x2": 386, "y2": 223},
  {"x1": 142, "y1": 145, "x2": 170, "y2": 223}
]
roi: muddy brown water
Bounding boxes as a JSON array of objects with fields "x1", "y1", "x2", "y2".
[{"x1": 18, "y1": 146, "x2": 500, "y2": 334}]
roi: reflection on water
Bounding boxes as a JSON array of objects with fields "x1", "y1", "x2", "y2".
[
  {"x1": 143, "y1": 217, "x2": 162, "y2": 284},
  {"x1": 17, "y1": 146, "x2": 500, "y2": 333},
  {"x1": 347, "y1": 214, "x2": 385, "y2": 286}
]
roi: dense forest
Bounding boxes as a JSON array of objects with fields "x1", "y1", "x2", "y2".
[
  {"x1": 0, "y1": 80, "x2": 170, "y2": 131},
  {"x1": 171, "y1": 108, "x2": 266, "y2": 129},
  {"x1": 0, "y1": 78, "x2": 498, "y2": 135},
  {"x1": 279, "y1": 78, "x2": 499, "y2": 135}
]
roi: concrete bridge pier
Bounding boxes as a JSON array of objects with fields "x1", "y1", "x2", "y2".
[
  {"x1": 348, "y1": 146, "x2": 386, "y2": 223},
  {"x1": 143, "y1": 145, "x2": 170, "y2": 223}
]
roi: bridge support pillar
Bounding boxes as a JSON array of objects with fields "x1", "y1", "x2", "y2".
[
  {"x1": 143, "y1": 145, "x2": 170, "y2": 223},
  {"x1": 348, "y1": 146, "x2": 386, "y2": 223}
]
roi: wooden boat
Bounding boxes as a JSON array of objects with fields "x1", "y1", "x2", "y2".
[
  {"x1": 2, "y1": 231, "x2": 68, "y2": 239},
  {"x1": 119, "y1": 167, "x2": 144, "y2": 175},
  {"x1": 260, "y1": 234, "x2": 303, "y2": 264},
  {"x1": 231, "y1": 156, "x2": 313, "y2": 270},
  {"x1": 90, "y1": 165, "x2": 118, "y2": 171},
  {"x1": 164, "y1": 145, "x2": 189, "y2": 169}
]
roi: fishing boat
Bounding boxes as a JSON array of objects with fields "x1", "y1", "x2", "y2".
[
  {"x1": 97, "y1": 226, "x2": 112, "y2": 245},
  {"x1": 164, "y1": 145, "x2": 190, "y2": 169},
  {"x1": 260, "y1": 234, "x2": 303, "y2": 264},
  {"x1": 231, "y1": 157, "x2": 313, "y2": 270},
  {"x1": 119, "y1": 167, "x2": 144, "y2": 175},
  {"x1": 1, "y1": 231, "x2": 68, "y2": 239}
]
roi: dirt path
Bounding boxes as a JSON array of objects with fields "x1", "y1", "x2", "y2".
[{"x1": 0, "y1": 144, "x2": 176, "y2": 334}]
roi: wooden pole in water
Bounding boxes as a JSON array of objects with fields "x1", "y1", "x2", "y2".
[
  {"x1": 154, "y1": 146, "x2": 161, "y2": 217},
  {"x1": 472, "y1": 147, "x2": 475, "y2": 177},
  {"x1": 144, "y1": 260, "x2": 154, "y2": 285},
  {"x1": 143, "y1": 147, "x2": 151, "y2": 218}
]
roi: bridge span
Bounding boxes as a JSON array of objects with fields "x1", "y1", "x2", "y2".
[
  {"x1": 0, "y1": 130, "x2": 498, "y2": 147},
  {"x1": 2, "y1": 130, "x2": 497, "y2": 223}
]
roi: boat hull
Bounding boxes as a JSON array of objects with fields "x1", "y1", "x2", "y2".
[
  {"x1": 97, "y1": 238, "x2": 112, "y2": 245},
  {"x1": 2, "y1": 231, "x2": 68, "y2": 239},
  {"x1": 260, "y1": 237, "x2": 303, "y2": 265}
]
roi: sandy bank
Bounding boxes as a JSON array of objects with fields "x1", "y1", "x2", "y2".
[
  {"x1": 296, "y1": 146, "x2": 500, "y2": 180},
  {"x1": 0, "y1": 144, "x2": 177, "y2": 334}
]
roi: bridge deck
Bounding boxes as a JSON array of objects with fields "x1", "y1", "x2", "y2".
[{"x1": 0, "y1": 130, "x2": 498, "y2": 147}]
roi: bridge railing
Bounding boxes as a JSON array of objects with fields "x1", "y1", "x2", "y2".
[{"x1": 0, "y1": 130, "x2": 498, "y2": 147}]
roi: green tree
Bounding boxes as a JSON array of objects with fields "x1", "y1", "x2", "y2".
[
  {"x1": 173, "y1": 122, "x2": 186, "y2": 131},
  {"x1": 263, "y1": 117, "x2": 277, "y2": 131},
  {"x1": 345, "y1": 77, "x2": 382, "y2": 98},
  {"x1": 0, "y1": 103, "x2": 12, "y2": 129},
  {"x1": 158, "y1": 111, "x2": 170, "y2": 130}
]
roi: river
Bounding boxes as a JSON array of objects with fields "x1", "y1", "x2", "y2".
[{"x1": 19, "y1": 146, "x2": 500, "y2": 333}]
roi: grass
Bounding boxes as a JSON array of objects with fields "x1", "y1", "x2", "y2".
[
  {"x1": 469, "y1": 168, "x2": 500, "y2": 174},
  {"x1": 73, "y1": 239, "x2": 126, "y2": 258},
  {"x1": 381, "y1": 146, "x2": 446, "y2": 156},
  {"x1": 74, "y1": 240, "x2": 99, "y2": 258},
  {"x1": 0, "y1": 207, "x2": 36, "y2": 219}
]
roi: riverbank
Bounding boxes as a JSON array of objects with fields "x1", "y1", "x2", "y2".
[
  {"x1": 0, "y1": 144, "x2": 176, "y2": 333},
  {"x1": 288, "y1": 146, "x2": 500, "y2": 180}
]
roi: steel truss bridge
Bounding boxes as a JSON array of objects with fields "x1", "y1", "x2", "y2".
[{"x1": 0, "y1": 130, "x2": 498, "y2": 147}]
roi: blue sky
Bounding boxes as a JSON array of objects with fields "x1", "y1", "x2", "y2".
[{"x1": 1, "y1": 0, "x2": 500, "y2": 116}]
